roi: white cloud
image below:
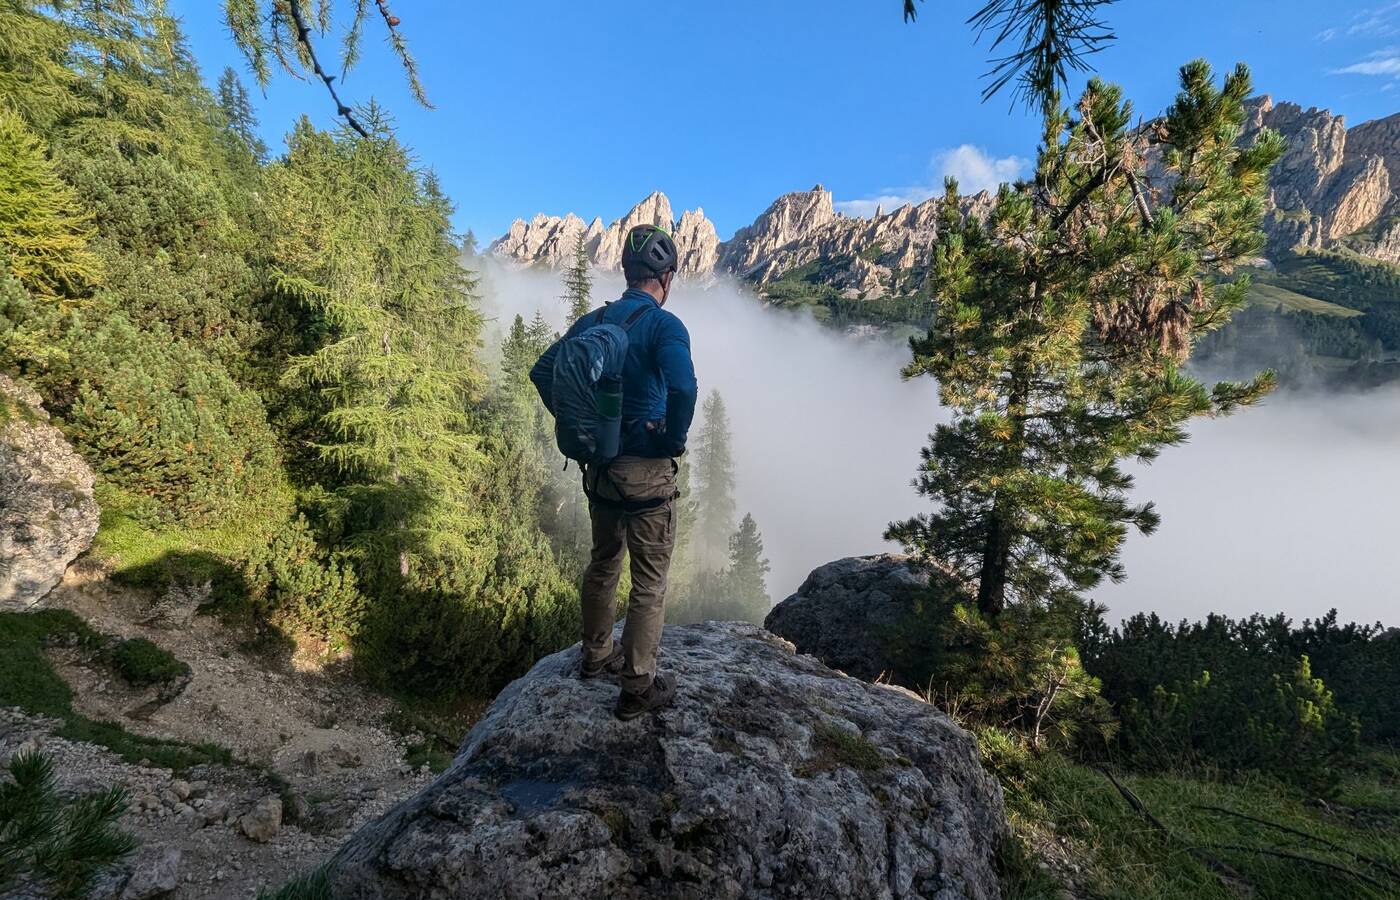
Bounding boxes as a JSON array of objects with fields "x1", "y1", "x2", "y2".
[
  {"x1": 834, "y1": 145, "x2": 1028, "y2": 218},
  {"x1": 833, "y1": 194, "x2": 920, "y2": 218},
  {"x1": 936, "y1": 144, "x2": 1029, "y2": 194},
  {"x1": 1328, "y1": 1, "x2": 1400, "y2": 40},
  {"x1": 1331, "y1": 47, "x2": 1400, "y2": 76}
]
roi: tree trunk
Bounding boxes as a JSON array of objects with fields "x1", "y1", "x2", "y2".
[
  {"x1": 978, "y1": 357, "x2": 1030, "y2": 619},
  {"x1": 976, "y1": 507, "x2": 1011, "y2": 617}
]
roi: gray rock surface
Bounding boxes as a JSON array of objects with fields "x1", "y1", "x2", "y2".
[
  {"x1": 324, "y1": 621, "x2": 1006, "y2": 900},
  {"x1": 238, "y1": 795, "x2": 283, "y2": 843},
  {"x1": 765, "y1": 555, "x2": 967, "y2": 684},
  {"x1": 0, "y1": 374, "x2": 99, "y2": 611},
  {"x1": 120, "y1": 846, "x2": 182, "y2": 899}
]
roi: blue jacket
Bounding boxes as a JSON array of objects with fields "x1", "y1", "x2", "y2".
[{"x1": 530, "y1": 289, "x2": 697, "y2": 458}]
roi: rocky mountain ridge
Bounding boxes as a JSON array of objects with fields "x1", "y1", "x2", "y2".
[{"x1": 489, "y1": 95, "x2": 1400, "y2": 301}]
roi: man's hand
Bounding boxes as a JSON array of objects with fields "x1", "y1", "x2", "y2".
[{"x1": 646, "y1": 420, "x2": 684, "y2": 457}]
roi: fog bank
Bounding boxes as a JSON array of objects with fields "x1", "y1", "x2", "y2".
[
  {"x1": 1097, "y1": 389, "x2": 1400, "y2": 627},
  {"x1": 477, "y1": 261, "x2": 1399, "y2": 628}
]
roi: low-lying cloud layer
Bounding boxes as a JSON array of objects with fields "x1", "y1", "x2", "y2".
[
  {"x1": 1098, "y1": 388, "x2": 1400, "y2": 627},
  {"x1": 479, "y1": 262, "x2": 1399, "y2": 628}
]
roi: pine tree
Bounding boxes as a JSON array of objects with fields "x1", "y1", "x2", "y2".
[
  {"x1": 215, "y1": 65, "x2": 267, "y2": 161},
  {"x1": 691, "y1": 389, "x2": 737, "y2": 571},
  {"x1": 725, "y1": 512, "x2": 771, "y2": 620},
  {"x1": 0, "y1": 107, "x2": 102, "y2": 297},
  {"x1": 0, "y1": 0, "x2": 89, "y2": 133},
  {"x1": 0, "y1": 751, "x2": 137, "y2": 899},
  {"x1": 902, "y1": 1, "x2": 1116, "y2": 115},
  {"x1": 888, "y1": 61, "x2": 1283, "y2": 617},
  {"x1": 560, "y1": 231, "x2": 593, "y2": 321},
  {"x1": 57, "y1": 0, "x2": 195, "y2": 158}
]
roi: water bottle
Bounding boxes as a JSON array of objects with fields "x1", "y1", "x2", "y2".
[{"x1": 594, "y1": 376, "x2": 623, "y2": 461}]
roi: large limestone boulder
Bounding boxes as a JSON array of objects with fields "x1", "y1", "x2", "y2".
[
  {"x1": 324, "y1": 621, "x2": 1006, "y2": 899},
  {"x1": 0, "y1": 375, "x2": 99, "y2": 611},
  {"x1": 765, "y1": 555, "x2": 967, "y2": 685}
]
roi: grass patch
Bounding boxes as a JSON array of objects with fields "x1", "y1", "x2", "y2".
[
  {"x1": 1247, "y1": 280, "x2": 1363, "y2": 317},
  {"x1": 995, "y1": 746, "x2": 1400, "y2": 900},
  {"x1": 382, "y1": 695, "x2": 486, "y2": 774},
  {"x1": 105, "y1": 637, "x2": 187, "y2": 686},
  {"x1": 0, "y1": 610, "x2": 232, "y2": 772},
  {"x1": 92, "y1": 487, "x2": 258, "y2": 601},
  {"x1": 797, "y1": 722, "x2": 888, "y2": 777}
]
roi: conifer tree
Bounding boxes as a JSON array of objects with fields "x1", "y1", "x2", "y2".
[
  {"x1": 692, "y1": 389, "x2": 737, "y2": 571},
  {"x1": 668, "y1": 512, "x2": 770, "y2": 625},
  {"x1": 560, "y1": 231, "x2": 593, "y2": 321},
  {"x1": 57, "y1": 0, "x2": 194, "y2": 158},
  {"x1": 0, "y1": 108, "x2": 102, "y2": 297},
  {"x1": 725, "y1": 512, "x2": 771, "y2": 618},
  {"x1": 0, "y1": 752, "x2": 136, "y2": 899},
  {"x1": 888, "y1": 62, "x2": 1283, "y2": 617},
  {"x1": 215, "y1": 65, "x2": 267, "y2": 161},
  {"x1": 270, "y1": 112, "x2": 486, "y2": 587},
  {"x1": 0, "y1": 0, "x2": 88, "y2": 133}
]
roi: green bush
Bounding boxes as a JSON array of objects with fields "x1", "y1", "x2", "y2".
[
  {"x1": 356, "y1": 557, "x2": 579, "y2": 699},
  {"x1": 105, "y1": 637, "x2": 187, "y2": 686},
  {"x1": 890, "y1": 595, "x2": 1115, "y2": 753},
  {"x1": 240, "y1": 514, "x2": 363, "y2": 643},
  {"x1": 1117, "y1": 656, "x2": 1358, "y2": 795},
  {"x1": 59, "y1": 310, "x2": 281, "y2": 526},
  {"x1": 1083, "y1": 611, "x2": 1367, "y2": 793}
]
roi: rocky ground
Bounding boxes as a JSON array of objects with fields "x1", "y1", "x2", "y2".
[
  {"x1": 323, "y1": 621, "x2": 1007, "y2": 900},
  {"x1": 2, "y1": 559, "x2": 444, "y2": 899}
]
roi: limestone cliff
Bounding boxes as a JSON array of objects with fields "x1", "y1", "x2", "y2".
[
  {"x1": 1242, "y1": 96, "x2": 1398, "y2": 257},
  {"x1": 488, "y1": 192, "x2": 719, "y2": 279}
]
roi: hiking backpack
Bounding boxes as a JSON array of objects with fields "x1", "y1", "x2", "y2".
[{"x1": 550, "y1": 303, "x2": 653, "y2": 465}]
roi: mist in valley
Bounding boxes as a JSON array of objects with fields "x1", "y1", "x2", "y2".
[{"x1": 478, "y1": 261, "x2": 1400, "y2": 629}]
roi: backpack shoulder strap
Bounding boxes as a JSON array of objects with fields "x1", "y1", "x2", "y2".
[
  {"x1": 621, "y1": 303, "x2": 654, "y2": 331},
  {"x1": 593, "y1": 305, "x2": 609, "y2": 326}
]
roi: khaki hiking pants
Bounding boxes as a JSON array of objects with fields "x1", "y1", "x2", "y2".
[{"x1": 580, "y1": 455, "x2": 678, "y2": 694}]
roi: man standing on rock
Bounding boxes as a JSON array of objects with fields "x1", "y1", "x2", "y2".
[{"x1": 530, "y1": 224, "x2": 697, "y2": 721}]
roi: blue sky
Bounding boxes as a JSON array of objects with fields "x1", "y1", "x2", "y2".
[{"x1": 170, "y1": 1, "x2": 1400, "y2": 242}]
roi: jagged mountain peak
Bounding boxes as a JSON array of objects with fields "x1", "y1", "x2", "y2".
[
  {"x1": 490, "y1": 95, "x2": 1400, "y2": 293},
  {"x1": 488, "y1": 190, "x2": 719, "y2": 278}
]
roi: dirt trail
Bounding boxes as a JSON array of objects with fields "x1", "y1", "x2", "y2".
[{"x1": 3, "y1": 559, "x2": 449, "y2": 899}]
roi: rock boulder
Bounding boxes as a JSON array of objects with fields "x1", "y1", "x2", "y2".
[
  {"x1": 324, "y1": 621, "x2": 1006, "y2": 899},
  {"x1": 0, "y1": 374, "x2": 99, "y2": 611},
  {"x1": 765, "y1": 555, "x2": 967, "y2": 685}
]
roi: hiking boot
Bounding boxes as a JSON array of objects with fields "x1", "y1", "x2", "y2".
[
  {"x1": 580, "y1": 644, "x2": 624, "y2": 680},
  {"x1": 614, "y1": 673, "x2": 676, "y2": 721}
]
